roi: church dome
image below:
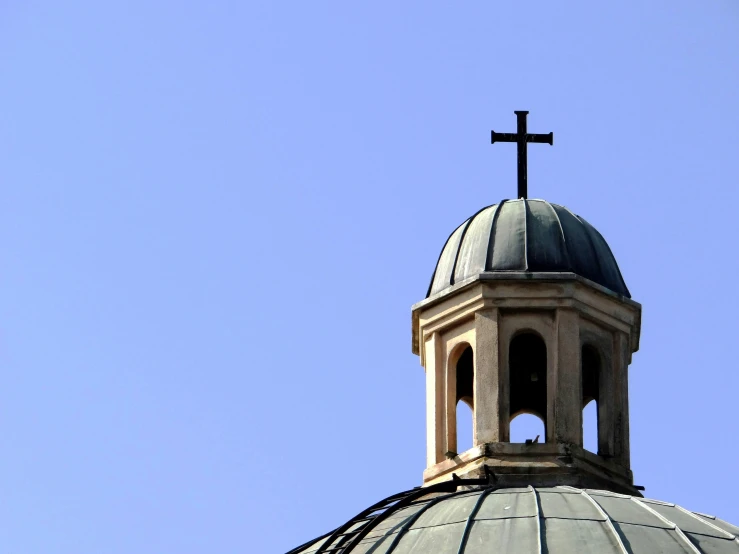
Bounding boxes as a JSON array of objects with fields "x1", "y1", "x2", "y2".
[
  {"x1": 290, "y1": 484, "x2": 739, "y2": 553},
  {"x1": 427, "y1": 198, "x2": 630, "y2": 298}
]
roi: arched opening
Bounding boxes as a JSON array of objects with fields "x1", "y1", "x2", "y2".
[
  {"x1": 453, "y1": 345, "x2": 474, "y2": 453},
  {"x1": 509, "y1": 332, "x2": 547, "y2": 440},
  {"x1": 582, "y1": 345, "x2": 601, "y2": 453},
  {"x1": 510, "y1": 413, "x2": 546, "y2": 444}
]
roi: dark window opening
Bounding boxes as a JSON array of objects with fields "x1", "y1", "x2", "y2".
[
  {"x1": 455, "y1": 346, "x2": 474, "y2": 452},
  {"x1": 509, "y1": 333, "x2": 547, "y2": 441},
  {"x1": 455, "y1": 346, "x2": 474, "y2": 407}
]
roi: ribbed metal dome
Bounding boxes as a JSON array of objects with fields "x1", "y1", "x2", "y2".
[
  {"x1": 290, "y1": 485, "x2": 739, "y2": 554},
  {"x1": 428, "y1": 199, "x2": 630, "y2": 298}
]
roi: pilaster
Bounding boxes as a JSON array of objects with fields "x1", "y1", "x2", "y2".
[
  {"x1": 613, "y1": 330, "x2": 631, "y2": 468},
  {"x1": 553, "y1": 308, "x2": 581, "y2": 445},
  {"x1": 424, "y1": 332, "x2": 446, "y2": 466},
  {"x1": 474, "y1": 308, "x2": 501, "y2": 444}
]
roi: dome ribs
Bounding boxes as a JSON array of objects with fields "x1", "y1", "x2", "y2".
[
  {"x1": 365, "y1": 480, "x2": 486, "y2": 554},
  {"x1": 566, "y1": 487, "x2": 631, "y2": 554},
  {"x1": 556, "y1": 205, "x2": 604, "y2": 286},
  {"x1": 426, "y1": 225, "x2": 459, "y2": 298},
  {"x1": 310, "y1": 478, "x2": 487, "y2": 554},
  {"x1": 490, "y1": 199, "x2": 527, "y2": 270},
  {"x1": 451, "y1": 204, "x2": 496, "y2": 287},
  {"x1": 427, "y1": 199, "x2": 631, "y2": 298},
  {"x1": 577, "y1": 215, "x2": 631, "y2": 298},
  {"x1": 673, "y1": 506, "x2": 738, "y2": 541},
  {"x1": 428, "y1": 219, "x2": 470, "y2": 297},
  {"x1": 544, "y1": 199, "x2": 573, "y2": 271},
  {"x1": 290, "y1": 487, "x2": 739, "y2": 553},
  {"x1": 531, "y1": 485, "x2": 544, "y2": 554},
  {"x1": 630, "y1": 498, "x2": 703, "y2": 554},
  {"x1": 454, "y1": 204, "x2": 499, "y2": 285},
  {"x1": 381, "y1": 492, "x2": 454, "y2": 553},
  {"x1": 484, "y1": 200, "x2": 506, "y2": 272},
  {"x1": 526, "y1": 199, "x2": 570, "y2": 271},
  {"x1": 456, "y1": 487, "x2": 494, "y2": 554}
]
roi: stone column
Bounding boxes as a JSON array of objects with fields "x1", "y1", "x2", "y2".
[
  {"x1": 474, "y1": 308, "x2": 501, "y2": 444},
  {"x1": 598, "y1": 330, "x2": 631, "y2": 467},
  {"x1": 613, "y1": 331, "x2": 631, "y2": 468},
  {"x1": 445, "y1": 344, "x2": 457, "y2": 455},
  {"x1": 598, "y1": 335, "x2": 615, "y2": 458},
  {"x1": 552, "y1": 308, "x2": 582, "y2": 445},
  {"x1": 424, "y1": 332, "x2": 446, "y2": 467}
]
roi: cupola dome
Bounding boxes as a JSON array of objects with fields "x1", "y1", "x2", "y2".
[{"x1": 428, "y1": 198, "x2": 630, "y2": 298}]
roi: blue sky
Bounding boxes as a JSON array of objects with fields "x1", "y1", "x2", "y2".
[{"x1": 1, "y1": 2, "x2": 738, "y2": 552}]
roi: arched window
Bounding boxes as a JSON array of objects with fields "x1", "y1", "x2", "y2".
[
  {"x1": 453, "y1": 345, "x2": 474, "y2": 453},
  {"x1": 510, "y1": 413, "x2": 546, "y2": 444},
  {"x1": 509, "y1": 332, "x2": 547, "y2": 441},
  {"x1": 455, "y1": 346, "x2": 474, "y2": 408},
  {"x1": 582, "y1": 345, "x2": 601, "y2": 453}
]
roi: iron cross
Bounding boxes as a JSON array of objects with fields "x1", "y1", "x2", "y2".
[{"x1": 491, "y1": 111, "x2": 553, "y2": 199}]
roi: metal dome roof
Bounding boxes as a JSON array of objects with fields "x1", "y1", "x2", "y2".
[
  {"x1": 289, "y1": 482, "x2": 739, "y2": 554},
  {"x1": 428, "y1": 199, "x2": 631, "y2": 298}
]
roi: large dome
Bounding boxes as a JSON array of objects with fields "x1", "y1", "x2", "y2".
[
  {"x1": 290, "y1": 484, "x2": 739, "y2": 553},
  {"x1": 428, "y1": 199, "x2": 630, "y2": 298}
]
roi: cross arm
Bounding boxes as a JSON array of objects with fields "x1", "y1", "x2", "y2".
[
  {"x1": 490, "y1": 131, "x2": 554, "y2": 145},
  {"x1": 527, "y1": 132, "x2": 554, "y2": 145},
  {"x1": 490, "y1": 131, "x2": 517, "y2": 143}
]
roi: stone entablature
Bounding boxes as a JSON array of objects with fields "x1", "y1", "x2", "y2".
[{"x1": 411, "y1": 272, "x2": 642, "y2": 495}]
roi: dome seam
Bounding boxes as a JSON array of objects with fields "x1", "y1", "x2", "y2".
[
  {"x1": 484, "y1": 200, "x2": 506, "y2": 272},
  {"x1": 426, "y1": 220, "x2": 465, "y2": 298},
  {"x1": 630, "y1": 498, "x2": 702, "y2": 554},
  {"x1": 562, "y1": 206, "x2": 609, "y2": 288},
  {"x1": 426, "y1": 199, "x2": 631, "y2": 299},
  {"x1": 545, "y1": 201, "x2": 573, "y2": 273},
  {"x1": 450, "y1": 205, "x2": 495, "y2": 287},
  {"x1": 456, "y1": 487, "x2": 494, "y2": 554}
]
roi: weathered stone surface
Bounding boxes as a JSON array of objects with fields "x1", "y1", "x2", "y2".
[
  {"x1": 413, "y1": 276, "x2": 641, "y2": 495},
  {"x1": 422, "y1": 442, "x2": 640, "y2": 496}
]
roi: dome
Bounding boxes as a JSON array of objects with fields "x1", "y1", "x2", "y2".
[
  {"x1": 427, "y1": 199, "x2": 630, "y2": 298},
  {"x1": 290, "y1": 484, "x2": 739, "y2": 554}
]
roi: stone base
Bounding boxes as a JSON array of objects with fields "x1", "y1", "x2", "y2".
[{"x1": 422, "y1": 442, "x2": 642, "y2": 497}]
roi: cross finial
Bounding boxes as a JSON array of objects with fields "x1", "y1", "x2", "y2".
[{"x1": 491, "y1": 111, "x2": 553, "y2": 199}]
